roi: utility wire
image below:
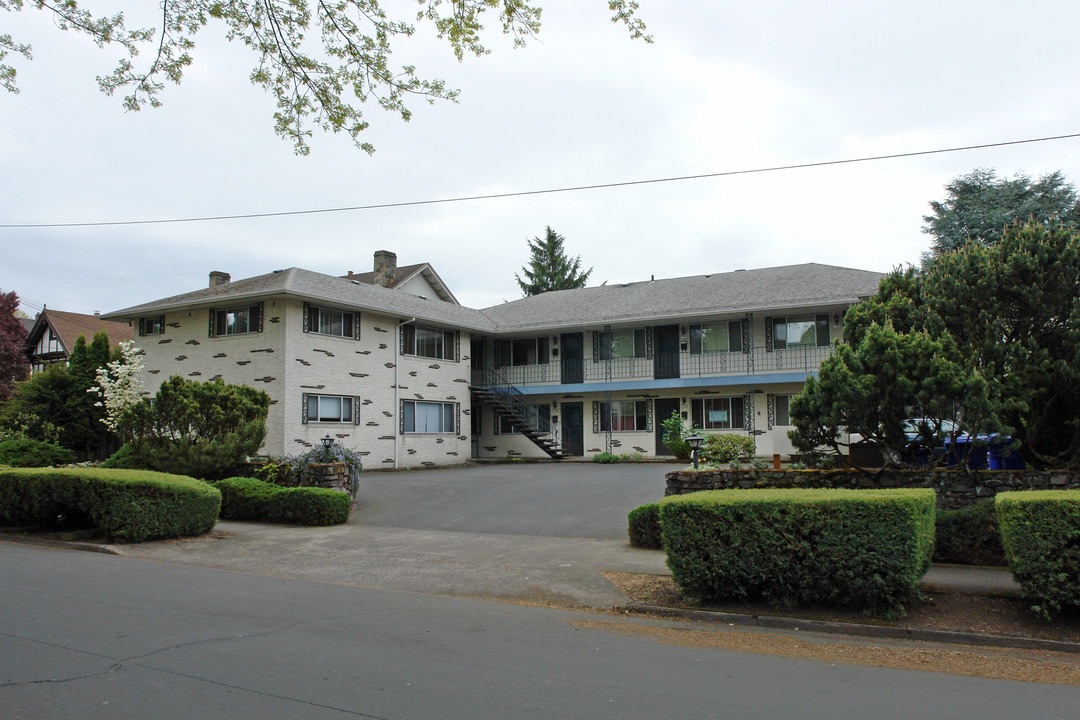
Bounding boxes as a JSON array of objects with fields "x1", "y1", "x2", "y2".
[{"x1": 2, "y1": 132, "x2": 1078, "y2": 230}]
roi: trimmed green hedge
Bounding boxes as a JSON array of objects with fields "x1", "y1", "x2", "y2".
[
  {"x1": 628, "y1": 502, "x2": 663, "y2": 549},
  {"x1": 215, "y1": 476, "x2": 351, "y2": 526},
  {"x1": 997, "y1": 490, "x2": 1080, "y2": 619},
  {"x1": 0, "y1": 467, "x2": 220, "y2": 542},
  {"x1": 933, "y1": 499, "x2": 1005, "y2": 566},
  {"x1": 659, "y1": 488, "x2": 935, "y2": 615}
]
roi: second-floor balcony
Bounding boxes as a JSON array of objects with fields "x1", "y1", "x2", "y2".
[{"x1": 473, "y1": 345, "x2": 834, "y2": 388}]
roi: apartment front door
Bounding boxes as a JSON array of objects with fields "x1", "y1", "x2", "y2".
[{"x1": 561, "y1": 402, "x2": 584, "y2": 456}]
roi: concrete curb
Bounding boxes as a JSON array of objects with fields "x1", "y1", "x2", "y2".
[
  {"x1": 625, "y1": 603, "x2": 1080, "y2": 654},
  {"x1": 0, "y1": 534, "x2": 125, "y2": 556}
]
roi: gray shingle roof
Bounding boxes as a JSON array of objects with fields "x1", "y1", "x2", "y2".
[
  {"x1": 479, "y1": 263, "x2": 885, "y2": 332},
  {"x1": 103, "y1": 263, "x2": 884, "y2": 335},
  {"x1": 102, "y1": 268, "x2": 496, "y2": 332}
]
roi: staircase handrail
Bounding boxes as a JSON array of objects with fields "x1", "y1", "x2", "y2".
[{"x1": 478, "y1": 367, "x2": 561, "y2": 450}]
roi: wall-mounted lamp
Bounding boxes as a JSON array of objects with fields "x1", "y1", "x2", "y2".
[
  {"x1": 321, "y1": 435, "x2": 334, "y2": 449},
  {"x1": 833, "y1": 313, "x2": 841, "y2": 325},
  {"x1": 552, "y1": 400, "x2": 558, "y2": 409}
]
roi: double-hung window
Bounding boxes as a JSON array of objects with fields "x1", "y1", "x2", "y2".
[
  {"x1": 402, "y1": 400, "x2": 458, "y2": 434},
  {"x1": 691, "y1": 397, "x2": 746, "y2": 430},
  {"x1": 306, "y1": 304, "x2": 357, "y2": 339},
  {"x1": 598, "y1": 329, "x2": 646, "y2": 360},
  {"x1": 402, "y1": 325, "x2": 457, "y2": 361},
  {"x1": 307, "y1": 394, "x2": 354, "y2": 423},
  {"x1": 210, "y1": 304, "x2": 262, "y2": 337},
  {"x1": 689, "y1": 321, "x2": 742, "y2": 354},
  {"x1": 772, "y1": 314, "x2": 829, "y2": 349},
  {"x1": 598, "y1": 400, "x2": 648, "y2": 432},
  {"x1": 138, "y1": 315, "x2": 165, "y2": 337}
]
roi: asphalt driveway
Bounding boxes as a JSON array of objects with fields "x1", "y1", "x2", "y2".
[{"x1": 354, "y1": 461, "x2": 680, "y2": 540}]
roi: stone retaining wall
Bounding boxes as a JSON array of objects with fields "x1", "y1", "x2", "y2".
[{"x1": 665, "y1": 468, "x2": 1080, "y2": 509}]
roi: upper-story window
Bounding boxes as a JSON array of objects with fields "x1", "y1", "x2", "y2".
[
  {"x1": 402, "y1": 325, "x2": 458, "y2": 361},
  {"x1": 598, "y1": 329, "x2": 646, "y2": 360},
  {"x1": 305, "y1": 303, "x2": 358, "y2": 339},
  {"x1": 139, "y1": 316, "x2": 165, "y2": 337},
  {"x1": 689, "y1": 321, "x2": 742, "y2": 354},
  {"x1": 496, "y1": 337, "x2": 549, "y2": 367},
  {"x1": 772, "y1": 314, "x2": 829, "y2": 349},
  {"x1": 209, "y1": 303, "x2": 263, "y2": 337}
]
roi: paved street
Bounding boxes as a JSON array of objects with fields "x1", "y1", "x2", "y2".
[{"x1": 4, "y1": 543, "x2": 1079, "y2": 720}]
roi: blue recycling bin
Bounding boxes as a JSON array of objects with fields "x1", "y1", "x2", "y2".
[
  {"x1": 944, "y1": 435, "x2": 989, "y2": 470},
  {"x1": 988, "y1": 435, "x2": 1025, "y2": 470}
]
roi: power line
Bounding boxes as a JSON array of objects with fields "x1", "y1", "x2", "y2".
[{"x1": 3, "y1": 131, "x2": 1078, "y2": 230}]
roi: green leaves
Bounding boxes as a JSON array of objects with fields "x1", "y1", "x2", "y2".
[
  {"x1": 515, "y1": 225, "x2": 593, "y2": 296},
  {"x1": 791, "y1": 220, "x2": 1080, "y2": 470},
  {"x1": 3, "y1": 0, "x2": 650, "y2": 154}
]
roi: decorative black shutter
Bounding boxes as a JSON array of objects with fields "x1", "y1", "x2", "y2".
[
  {"x1": 764, "y1": 317, "x2": 773, "y2": 352},
  {"x1": 592, "y1": 401, "x2": 600, "y2": 433},
  {"x1": 455, "y1": 403, "x2": 461, "y2": 435},
  {"x1": 255, "y1": 303, "x2": 264, "y2": 333},
  {"x1": 454, "y1": 331, "x2": 461, "y2": 362},
  {"x1": 303, "y1": 303, "x2": 310, "y2": 333},
  {"x1": 353, "y1": 312, "x2": 362, "y2": 340},
  {"x1": 645, "y1": 327, "x2": 654, "y2": 359},
  {"x1": 646, "y1": 399, "x2": 654, "y2": 432},
  {"x1": 741, "y1": 318, "x2": 751, "y2": 354},
  {"x1": 400, "y1": 324, "x2": 412, "y2": 355},
  {"x1": 745, "y1": 392, "x2": 754, "y2": 432},
  {"x1": 592, "y1": 331, "x2": 600, "y2": 363},
  {"x1": 301, "y1": 393, "x2": 309, "y2": 424},
  {"x1": 354, "y1": 396, "x2": 362, "y2": 425},
  {"x1": 208, "y1": 309, "x2": 217, "y2": 338},
  {"x1": 767, "y1": 394, "x2": 775, "y2": 430}
]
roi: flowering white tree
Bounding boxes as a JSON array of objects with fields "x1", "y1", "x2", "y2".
[{"x1": 88, "y1": 341, "x2": 145, "y2": 432}]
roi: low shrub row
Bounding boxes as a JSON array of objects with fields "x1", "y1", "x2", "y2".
[
  {"x1": 215, "y1": 476, "x2": 351, "y2": 526},
  {"x1": 998, "y1": 490, "x2": 1080, "y2": 620},
  {"x1": 658, "y1": 488, "x2": 935, "y2": 615},
  {"x1": 0, "y1": 437, "x2": 75, "y2": 468},
  {"x1": 0, "y1": 467, "x2": 220, "y2": 542}
]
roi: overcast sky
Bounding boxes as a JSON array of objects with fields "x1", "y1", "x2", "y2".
[{"x1": 2, "y1": 1, "x2": 1079, "y2": 317}]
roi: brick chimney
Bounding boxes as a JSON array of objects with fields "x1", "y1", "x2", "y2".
[
  {"x1": 373, "y1": 251, "x2": 397, "y2": 288},
  {"x1": 209, "y1": 271, "x2": 231, "y2": 287}
]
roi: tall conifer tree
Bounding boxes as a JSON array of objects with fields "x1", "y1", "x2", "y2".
[{"x1": 515, "y1": 227, "x2": 593, "y2": 297}]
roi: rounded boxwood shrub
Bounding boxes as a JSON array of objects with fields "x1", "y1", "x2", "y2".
[
  {"x1": 0, "y1": 437, "x2": 75, "y2": 468},
  {"x1": 659, "y1": 488, "x2": 935, "y2": 615},
  {"x1": 215, "y1": 476, "x2": 351, "y2": 526},
  {"x1": 0, "y1": 467, "x2": 220, "y2": 542},
  {"x1": 628, "y1": 502, "x2": 663, "y2": 549},
  {"x1": 997, "y1": 490, "x2": 1080, "y2": 619}
]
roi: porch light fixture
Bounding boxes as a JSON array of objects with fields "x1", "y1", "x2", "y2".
[
  {"x1": 686, "y1": 433, "x2": 704, "y2": 470},
  {"x1": 321, "y1": 435, "x2": 334, "y2": 449}
]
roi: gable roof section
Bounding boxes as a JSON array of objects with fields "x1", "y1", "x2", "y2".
[
  {"x1": 479, "y1": 263, "x2": 885, "y2": 333},
  {"x1": 342, "y1": 263, "x2": 459, "y2": 304},
  {"x1": 102, "y1": 268, "x2": 494, "y2": 332},
  {"x1": 26, "y1": 309, "x2": 134, "y2": 355}
]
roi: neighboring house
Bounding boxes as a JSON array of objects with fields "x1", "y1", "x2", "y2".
[
  {"x1": 104, "y1": 253, "x2": 883, "y2": 468},
  {"x1": 24, "y1": 308, "x2": 134, "y2": 374}
]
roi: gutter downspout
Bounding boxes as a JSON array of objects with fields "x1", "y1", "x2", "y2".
[{"x1": 395, "y1": 317, "x2": 417, "y2": 470}]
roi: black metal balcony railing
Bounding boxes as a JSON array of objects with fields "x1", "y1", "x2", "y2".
[
  {"x1": 473, "y1": 367, "x2": 561, "y2": 454},
  {"x1": 473, "y1": 345, "x2": 833, "y2": 387}
]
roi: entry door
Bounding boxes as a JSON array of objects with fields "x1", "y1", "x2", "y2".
[
  {"x1": 560, "y1": 333, "x2": 584, "y2": 384},
  {"x1": 654, "y1": 324, "x2": 681, "y2": 379},
  {"x1": 654, "y1": 398, "x2": 681, "y2": 456},
  {"x1": 561, "y1": 402, "x2": 584, "y2": 456}
]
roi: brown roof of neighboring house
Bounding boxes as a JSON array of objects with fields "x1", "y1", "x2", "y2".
[
  {"x1": 341, "y1": 263, "x2": 459, "y2": 304},
  {"x1": 25, "y1": 309, "x2": 134, "y2": 357}
]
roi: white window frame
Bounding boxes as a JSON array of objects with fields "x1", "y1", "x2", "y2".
[
  {"x1": 309, "y1": 305, "x2": 356, "y2": 339},
  {"x1": 402, "y1": 400, "x2": 458, "y2": 434},
  {"x1": 307, "y1": 394, "x2": 355, "y2": 423},
  {"x1": 689, "y1": 320, "x2": 742, "y2": 354},
  {"x1": 403, "y1": 325, "x2": 457, "y2": 361},
  {"x1": 692, "y1": 397, "x2": 746, "y2": 430},
  {"x1": 213, "y1": 304, "x2": 261, "y2": 336},
  {"x1": 599, "y1": 400, "x2": 648, "y2": 432}
]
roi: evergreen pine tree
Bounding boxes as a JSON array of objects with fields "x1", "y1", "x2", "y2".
[
  {"x1": 515, "y1": 226, "x2": 593, "y2": 296},
  {"x1": 0, "y1": 291, "x2": 29, "y2": 403}
]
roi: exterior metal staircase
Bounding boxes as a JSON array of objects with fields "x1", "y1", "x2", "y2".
[{"x1": 471, "y1": 368, "x2": 565, "y2": 459}]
